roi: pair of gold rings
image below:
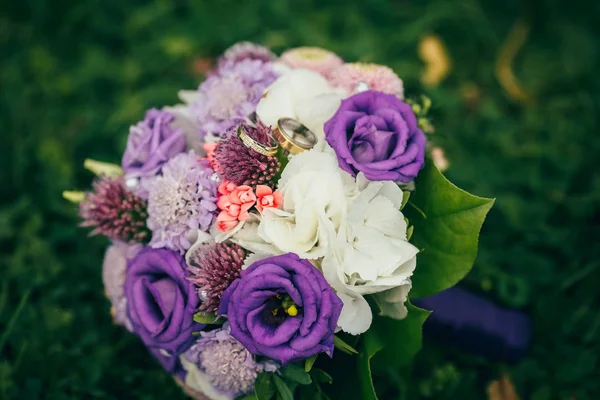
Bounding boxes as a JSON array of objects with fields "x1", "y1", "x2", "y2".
[
  {"x1": 272, "y1": 118, "x2": 317, "y2": 155},
  {"x1": 238, "y1": 118, "x2": 318, "y2": 157},
  {"x1": 238, "y1": 126, "x2": 279, "y2": 157}
]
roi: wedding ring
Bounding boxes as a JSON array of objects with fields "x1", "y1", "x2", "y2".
[
  {"x1": 237, "y1": 125, "x2": 279, "y2": 157},
  {"x1": 273, "y1": 118, "x2": 317, "y2": 155}
]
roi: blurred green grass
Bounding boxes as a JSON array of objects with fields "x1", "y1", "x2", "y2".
[{"x1": 1, "y1": 0, "x2": 599, "y2": 399}]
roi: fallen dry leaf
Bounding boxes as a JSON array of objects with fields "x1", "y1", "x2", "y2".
[
  {"x1": 487, "y1": 374, "x2": 519, "y2": 400},
  {"x1": 418, "y1": 34, "x2": 451, "y2": 87}
]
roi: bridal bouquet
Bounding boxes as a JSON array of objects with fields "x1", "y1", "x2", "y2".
[{"x1": 65, "y1": 42, "x2": 493, "y2": 400}]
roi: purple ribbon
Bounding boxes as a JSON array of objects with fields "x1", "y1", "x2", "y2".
[{"x1": 413, "y1": 287, "x2": 532, "y2": 363}]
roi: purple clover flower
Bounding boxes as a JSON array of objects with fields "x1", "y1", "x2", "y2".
[
  {"x1": 145, "y1": 151, "x2": 218, "y2": 253},
  {"x1": 188, "y1": 59, "x2": 278, "y2": 140}
]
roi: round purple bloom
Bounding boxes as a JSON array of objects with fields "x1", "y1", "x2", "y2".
[
  {"x1": 216, "y1": 41, "x2": 275, "y2": 71},
  {"x1": 102, "y1": 241, "x2": 143, "y2": 330},
  {"x1": 145, "y1": 151, "x2": 218, "y2": 253},
  {"x1": 125, "y1": 247, "x2": 204, "y2": 360},
  {"x1": 149, "y1": 347, "x2": 186, "y2": 380},
  {"x1": 122, "y1": 108, "x2": 186, "y2": 178},
  {"x1": 188, "y1": 59, "x2": 278, "y2": 139},
  {"x1": 324, "y1": 90, "x2": 426, "y2": 182},
  {"x1": 183, "y1": 325, "x2": 277, "y2": 398},
  {"x1": 218, "y1": 254, "x2": 343, "y2": 365}
]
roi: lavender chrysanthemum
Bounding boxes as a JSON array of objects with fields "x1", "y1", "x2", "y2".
[
  {"x1": 102, "y1": 241, "x2": 142, "y2": 330},
  {"x1": 188, "y1": 59, "x2": 278, "y2": 140},
  {"x1": 187, "y1": 242, "x2": 246, "y2": 313},
  {"x1": 79, "y1": 177, "x2": 150, "y2": 243},
  {"x1": 146, "y1": 151, "x2": 218, "y2": 253},
  {"x1": 214, "y1": 121, "x2": 281, "y2": 186},
  {"x1": 184, "y1": 326, "x2": 278, "y2": 398},
  {"x1": 217, "y1": 41, "x2": 275, "y2": 69}
]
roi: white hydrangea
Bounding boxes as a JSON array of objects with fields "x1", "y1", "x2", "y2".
[
  {"x1": 256, "y1": 68, "x2": 345, "y2": 150},
  {"x1": 321, "y1": 174, "x2": 418, "y2": 334}
]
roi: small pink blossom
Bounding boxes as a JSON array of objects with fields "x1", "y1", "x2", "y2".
[
  {"x1": 329, "y1": 63, "x2": 404, "y2": 97},
  {"x1": 216, "y1": 211, "x2": 240, "y2": 233},
  {"x1": 203, "y1": 142, "x2": 219, "y2": 169},
  {"x1": 280, "y1": 47, "x2": 343, "y2": 78},
  {"x1": 215, "y1": 184, "x2": 257, "y2": 232},
  {"x1": 218, "y1": 180, "x2": 237, "y2": 196},
  {"x1": 255, "y1": 185, "x2": 283, "y2": 213}
]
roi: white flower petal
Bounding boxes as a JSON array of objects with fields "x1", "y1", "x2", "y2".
[
  {"x1": 335, "y1": 291, "x2": 373, "y2": 335},
  {"x1": 374, "y1": 280, "x2": 412, "y2": 320},
  {"x1": 255, "y1": 69, "x2": 342, "y2": 152},
  {"x1": 241, "y1": 252, "x2": 273, "y2": 270}
]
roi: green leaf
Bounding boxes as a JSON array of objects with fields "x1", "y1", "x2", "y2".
[
  {"x1": 334, "y1": 335, "x2": 359, "y2": 355},
  {"x1": 401, "y1": 190, "x2": 410, "y2": 210},
  {"x1": 62, "y1": 190, "x2": 84, "y2": 203},
  {"x1": 358, "y1": 327, "x2": 384, "y2": 400},
  {"x1": 406, "y1": 159, "x2": 495, "y2": 297},
  {"x1": 311, "y1": 368, "x2": 333, "y2": 384},
  {"x1": 83, "y1": 158, "x2": 123, "y2": 177},
  {"x1": 193, "y1": 312, "x2": 224, "y2": 325},
  {"x1": 273, "y1": 374, "x2": 294, "y2": 400},
  {"x1": 304, "y1": 354, "x2": 318, "y2": 372},
  {"x1": 370, "y1": 302, "x2": 431, "y2": 369},
  {"x1": 281, "y1": 363, "x2": 312, "y2": 385},
  {"x1": 239, "y1": 395, "x2": 259, "y2": 400},
  {"x1": 406, "y1": 225, "x2": 414, "y2": 241},
  {"x1": 255, "y1": 372, "x2": 276, "y2": 400}
]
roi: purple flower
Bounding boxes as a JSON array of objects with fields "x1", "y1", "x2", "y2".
[
  {"x1": 325, "y1": 90, "x2": 426, "y2": 182},
  {"x1": 145, "y1": 151, "x2": 218, "y2": 253},
  {"x1": 149, "y1": 347, "x2": 186, "y2": 380},
  {"x1": 102, "y1": 241, "x2": 143, "y2": 330},
  {"x1": 122, "y1": 109, "x2": 186, "y2": 178},
  {"x1": 218, "y1": 254, "x2": 343, "y2": 365},
  {"x1": 125, "y1": 247, "x2": 203, "y2": 360},
  {"x1": 188, "y1": 59, "x2": 278, "y2": 139},
  {"x1": 214, "y1": 121, "x2": 281, "y2": 186},
  {"x1": 79, "y1": 176, "x2": 150, "y2": 243},
  {"x1": 186, "y1": 242, "x2": 246, "y2": 314},
  {"x1": 216, "y1": 42, "x2": 275, "y2": 71},
  {"x1": 182, "y1": 325, "x2": 277, "y2": 398}
]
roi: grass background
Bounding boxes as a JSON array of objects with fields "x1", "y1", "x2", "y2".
[{"x1": 1, "y1": 0, "x2": 599, "y2": 398}]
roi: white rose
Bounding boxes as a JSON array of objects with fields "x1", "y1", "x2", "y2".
[
  {"x1": 256, "y1": 69, "x2": 344, "y2": 150},
  {"x1": 321, "y1": 174, "x2": 419, "y2": 334},
  {"x1": 238, "y1": 149, "x2": 353, "y2": 259}
]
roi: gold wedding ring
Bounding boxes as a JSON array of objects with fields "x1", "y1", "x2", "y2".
[
  {"x1": 238, "y1": 125, "x2": 279, "y2": 157},
  {"x1": 273, "y1": 118, "x2": 317, "y2": 155}
]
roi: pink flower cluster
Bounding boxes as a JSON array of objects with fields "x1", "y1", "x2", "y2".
[{"x1": 216, "y1": 181, "x2": 282, "y2": 232}]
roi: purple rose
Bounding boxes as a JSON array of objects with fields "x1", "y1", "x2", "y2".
[
  {"x1": 148, "y1": 347, "x2": 186, "y2": 380},
  {"x1": 325, "y1": 90, "x2": 426, "y2": 182},
  {"x1": 125, "y1": 247, "x2": 203, "y2": 360},
  {"x1": 218, "y1": 253, "x2": 343, "y2": 365},
  {"x1": 122, "y1": 109, "x2": 186, "y2": 178}
]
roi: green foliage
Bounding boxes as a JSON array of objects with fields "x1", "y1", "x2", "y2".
[
  {"x1": 333, "y1": 335, "x2": 358, "y2": 355},
  {"x1": 406, "y1": 159, "x2": 495, "y2": 298},
  {"x1": 192, "y1": 311, "x2": 224, "y2": 325},
  {"x1": 358, "y1": 328, "x2": 384, "y2": 400},
  {"x1": 280, "y1": 364, "x2": 312, "y2": 386},
  {"x1": 370, "y1": 303, "x2": 431, "y2": 369},
  {"x1": 1, "y1": 0, "x2": 599, "y2": 399},
  {"x1": 255, "y1": 372, "x2": 276, "y2": 400}
]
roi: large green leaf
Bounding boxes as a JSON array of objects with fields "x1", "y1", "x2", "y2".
[
  {"x1": 406, "y1": 159, "x2": 495, "y2": 298},
  {"x1": 255, "y1": 372, "x2": 276, "y2": 400},
  {"x1": 370, "y1": 302, "x2": 431, "y2": 369},
  {"x1": 358, "y1": 326, "x2": 384, "y2": 400}
]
